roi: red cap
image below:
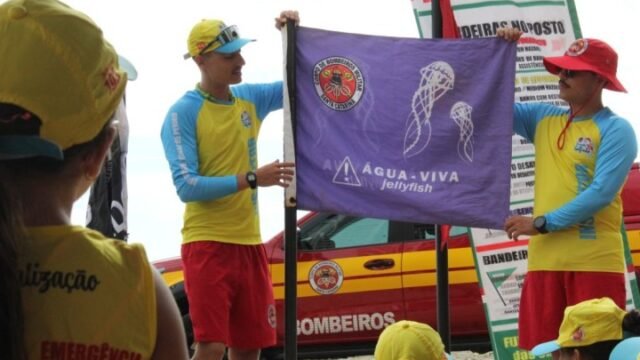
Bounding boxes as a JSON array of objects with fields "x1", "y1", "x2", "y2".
[{"x1": 543, "y1": 38, "x2": 626, "y2": 92}]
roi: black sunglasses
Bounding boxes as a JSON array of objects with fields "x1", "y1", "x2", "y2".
[
  {"x1": 559, "y1": 69, "x2": 594, "y2": 78},
  {"x1": 559, "y1": 69, "x2": 578, "y2": 78}
]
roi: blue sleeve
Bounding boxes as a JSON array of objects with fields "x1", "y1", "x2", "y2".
[
  {"x1": 513, "y1": 102, "x2": 557, "y2": 142},
  {"x1": 546, "y1": 117, "x2": 638, "y2": 230},
  {"x1": 232, "y1": 81, "x2": 283, "y2": 121},
  {"x1": 160, "y1": 95, "x2": 239, "y2": 203}
]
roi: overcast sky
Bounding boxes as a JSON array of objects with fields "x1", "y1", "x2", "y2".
[{"x1": 63, "y1": 0, "x2": 639, "y2": 262}]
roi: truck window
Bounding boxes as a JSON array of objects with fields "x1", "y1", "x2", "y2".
[
  {"x1": 411, "y1": 225, "x2": 469, "y2": 241},
  {"x1": 299, "y1": 215, "x2": 389, "y2": 250},
  {"x1": 330, "y1": 218, "x2": 389, "y2": 249}
]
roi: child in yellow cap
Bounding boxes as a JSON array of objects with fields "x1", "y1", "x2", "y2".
[
  {"x1": 0, "y1": 0, "x2": 188, "y2": 359},
  {"x1": 374, "y1": 320, "x2": 452, "y2": 360},
  {"x1": 531, "y1": 297, "x2": 640, "y2": 360}
]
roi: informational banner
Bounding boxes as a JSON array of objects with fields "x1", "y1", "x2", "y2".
[
  {"x1": 412, "y1": 1, "x2": 640, "y2": 359},
  {"x1": 289, "y1": 26, "x2": 516, "y2": 229}
]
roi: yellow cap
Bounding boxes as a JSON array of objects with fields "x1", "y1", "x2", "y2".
[
  {"x1": 531, "y1": 298, "x2": 627, "y2": 356},
  {"x1": 184, "y1": 19, "x2": 253, "y2": 59},
  {"x1": 374, "y1": 320, "x2": 450, "y2": 360},
  {"x1": 0, "y1": 0, "x2": 126, "y2": 159}
]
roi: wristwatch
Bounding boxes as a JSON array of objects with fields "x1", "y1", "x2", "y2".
[
  {"x1": 245, "y1": 171, "x2": 257, "y2": 189},
  {"x1": 533, "y1": 216, "x2": 548, "y2": 234}
]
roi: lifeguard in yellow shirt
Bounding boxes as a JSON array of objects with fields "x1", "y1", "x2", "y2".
[
  {"x1": 499, "y1": 28, "x2": 638, "y2": 355},
  {"x1": 161, "y1": 11, "x2": 298, "y2": 360}
]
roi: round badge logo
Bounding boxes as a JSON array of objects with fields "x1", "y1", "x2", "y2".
[
  {"x1": 313, "y1": 57, "x2": 364, "y2": 111},
  {"x1": 566, "y1": 39, "x2": 588, "y2": 57},
  {"x1": 309, "y1": 260, "x2": 344, "y2": 295}
]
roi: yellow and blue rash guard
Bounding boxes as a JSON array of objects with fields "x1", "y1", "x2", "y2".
[
  {"x1": 21, "y1": 226, "x2": 156, "y2": 360},
  {"x1": 514, "y1": 103, "x2": 637, "y2": 272},
  {"x1": 161, "y1": 82, "x2": 283, "y2": 245}
]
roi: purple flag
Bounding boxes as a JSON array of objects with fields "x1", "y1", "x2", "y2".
[{"x1": 292, "y1": 27, "x2": 516, "y2": 229}]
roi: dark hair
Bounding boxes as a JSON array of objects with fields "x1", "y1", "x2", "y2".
[
  {"x1": 0, "y1": 179, "x2": 26, "y2": 360},
  {"x1": 0, "y1": 103, "x2": 113, "y2": 175},
  {"x1": 559, "y1": 310, "x2": 640, "y2": 360},
  {"x1": 0, "y1": 103, "x2": 112, "y2": 360},
  {"x1": 559, "y1": 340, "x2": 619, "y2": 360},
  {"x1": 0, "y1": 103, "x2": 30, "y2": 360},
  {"x1": 623, "y1": 309, "x2": 640, "y2": 334}
]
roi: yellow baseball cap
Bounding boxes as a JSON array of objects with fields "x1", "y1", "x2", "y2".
[
  {"x1": 0, "y1": 0, "x2": 127, "y2": 160},
  {"x1": 184, "y1": 19, "x2": 254, "y2": 59},
  {"x1": 374, "y1": 320, "x2": 452, "y2": 360},
  {"x1": 531, "y1": 298, "x2": 627, "y2": 356}
]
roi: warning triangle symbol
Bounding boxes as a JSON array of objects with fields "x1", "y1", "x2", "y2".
[
  {"x1": 487, "y1": 268, "x2": 516, "y2": 289},
  {"x1": 332, "y1": 156, "x2": 362, "y2": 187}
]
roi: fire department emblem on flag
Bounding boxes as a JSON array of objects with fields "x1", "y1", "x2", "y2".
[
  {"x1": 313, "y1": 56, "x2": 364, "y2": 111},
  {"x1": 309, "y1": 260, "x2": 344, "y2": 295}
]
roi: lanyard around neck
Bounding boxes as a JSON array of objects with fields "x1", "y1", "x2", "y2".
[{"x1": 196, "y1": 84, "x2": 233, "y2": 104}]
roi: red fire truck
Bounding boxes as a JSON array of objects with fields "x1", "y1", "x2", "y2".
[{"x1": 153, "y1": 163, "x2": 640, "y2": 359}]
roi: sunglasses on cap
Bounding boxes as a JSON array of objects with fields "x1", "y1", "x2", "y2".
[{"x1": 196, "y1": 25, "x2": 240, "y2": 57}]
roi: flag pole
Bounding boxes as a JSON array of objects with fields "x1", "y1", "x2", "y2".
[
  {"x1": 283, "y1": 19, "x2": 298, "y2": 360},
  {"x1": 431, "y1": 0, "x2": 452, "y2": 352}
]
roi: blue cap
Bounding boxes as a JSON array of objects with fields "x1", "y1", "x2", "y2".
[
  {"x1": 531, "y1": 340, "x2": 561, "y2": 356},
  {"x1": 610, "y1": 337, "x2": 640, "y2": 360}
]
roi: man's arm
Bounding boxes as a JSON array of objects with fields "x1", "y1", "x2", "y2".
[
  {"x1": 513, "y1": 102, "x2": 540, "y2": 142},
  {"x1": 160, "y1": 99, "x2": 238, "y2": 203},
  {"x1": 160, "y1": 97, "x2": 295, "y2": 202},
  {"x1": 232, "y1": 81, "x2": 283, "y2": 121}
]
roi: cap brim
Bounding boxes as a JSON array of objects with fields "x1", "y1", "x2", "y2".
[
  {"x1": 118, "y1": 55, "x2": 138, "y2": 81},
  {"x1": 0, "y1": 135, "x2": 63, "y2": 160},
  {"x1": 543, "y1": 55, "x2": 592, "y2": 75},
  {"x1": 531, "y1": 340, "x2": 561, "y2": 356},
  {"x1": 215, "y1": 38, "x2": 254, "y2": 54},
  {"x1": 610, "y1": 337, "x2": 640, "y2": 360},
  {"x1": 543, "y1": 56, "x2": 626, "y2": 92}
]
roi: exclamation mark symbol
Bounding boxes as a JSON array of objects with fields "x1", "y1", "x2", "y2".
[{"x1": 333, "y1": 156, "x2": 361, "y2": 187}]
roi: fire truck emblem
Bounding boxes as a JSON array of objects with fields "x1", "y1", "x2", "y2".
[
  {"x1": 309, "y1": 260, "x2": 344, "y2": 295},
  {"x1": 313, "y1": 56, "x2": 364, "y2": 111}
]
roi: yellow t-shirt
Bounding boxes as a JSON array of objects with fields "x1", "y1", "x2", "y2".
[
  {"x1": 161, "y1": 83, "x2": 283, "y2": 245},
  {"x1": 20, "y1": 226, "x2": 156, "y2": 359},
  {"x1": 514, "y1": 103, "x2": 637, "y2": 273},
  {"x1": 185, "y1": 95, "x2": 262, "y2": 244}
]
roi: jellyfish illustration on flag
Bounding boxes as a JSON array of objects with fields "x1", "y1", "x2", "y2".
[{"x1": 403, "y1": 61, "x2": 455, "y2": 158}]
